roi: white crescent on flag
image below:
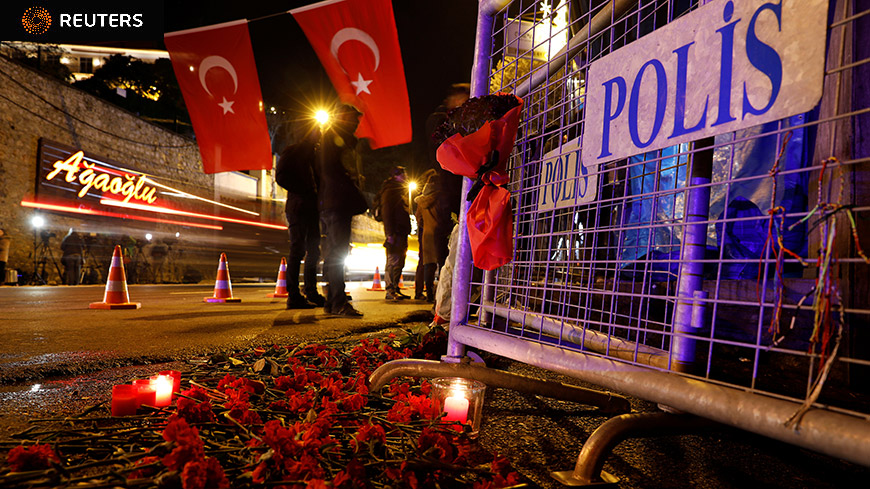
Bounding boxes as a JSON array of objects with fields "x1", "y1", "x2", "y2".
[
  {"x1": 330, "y1": 27, "x2": 380, "y2": 96},
  {"x1": 198, "y1": 56, "x2": 239, "y2": 96},
  {"x1": 330, "y1": 27, "x2": 380, "y2": 72}
]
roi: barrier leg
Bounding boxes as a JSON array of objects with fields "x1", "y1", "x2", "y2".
[{"x1": 551, "y1": 412, "x2": 719, "y2": 486}]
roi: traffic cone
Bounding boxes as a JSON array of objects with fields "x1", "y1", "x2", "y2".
[
  {"x1": 267, "y1": 257, "x2": 289, "y2": 298},
  {"x1": 90, "y1": 245, "x2": 141, "y2": 309},
  {"x1": 367, "y1": 266, "x2": 384, "y2": 291},
  {"x1": 204, "y1": 253, "x2": 242, "y2": 303}
]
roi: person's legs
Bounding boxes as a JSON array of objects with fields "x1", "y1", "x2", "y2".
[
  {"x1": 286, "y1": 223, "x2": 305, "y2": 296},
  {"x1": 414, "y1": 224, "x2": 425, "y2": 299},
  {"x1": 385, "y1": 243, "x2": 400, "y2": 295},
  {"x1": 322, "y1": 212, "x2": 359, "y2": 315},
  {"x1": 423, "y1": 263, "x2": 437, "y2": 302},
  {"x1": 71, "y1": 257, "x2": 82, "y2": 286},
  {"x1": 61, "y1": 255, "x2": 73, "y2": 285},
  {"x1": 386, "y1": 236, "x2": 409, "y2": 300},
  {"x1": 285, "y1": 220, "x2": 314, "y2": 308},
  {"x1": 302, "y1": 215, "x2": 323, "y2": 304}
]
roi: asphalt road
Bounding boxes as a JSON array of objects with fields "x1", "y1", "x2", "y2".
[
  {"x1": 1, "y1": 284, "x2": 869, "y2": 488},
  {"x1": 0, "y1": 282, "x2": 431, "y2": 382}
]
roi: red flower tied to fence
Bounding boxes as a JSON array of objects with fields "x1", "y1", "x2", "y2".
[{"x1": 435, "y1": 94, "x2": 523, "y2": 270}]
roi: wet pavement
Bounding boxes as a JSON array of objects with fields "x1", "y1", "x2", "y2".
[
  {"x1": 1, "y1": 284, "x2": 869, "y2": 487},
  {"x1": 0, "y1": 282, "x2": 432, "y2": 382}
]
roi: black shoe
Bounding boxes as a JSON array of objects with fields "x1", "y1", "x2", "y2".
[
  {"x1": 286, "y1": 297, "x2": 316, "y2": 309},
  {"x1": 306, "y1": 294, "x2": 326, "y2": 307},
  {"x1": 414, "y1": 294, "x2": 425, "y2": 300},
  {"x1": 323, "y1": 303, "x2": 333, "y2": 314},
  {"x1": 395, "y1": 291, "x2": 411, "y2": 299},
  {"x1": 332, "y1": 303, "x2": 363, "y2": 317},
  {"x1": 385, "y1": 291, "x2": 409, "y2": 301}
]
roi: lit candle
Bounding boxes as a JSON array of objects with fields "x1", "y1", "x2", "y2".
[
  {"x1": 112, "y1": 384, "x2": 138, "y2": 416},
  {"x1": 443, "y1": 393, "x2": 469, "y2": 423},
  {"x1": 159, "y1": 370, "x2": 181, "y2": 397},
  {"x1": 133, "y1": 378, "x2": 157, "y2": 408},
  {"x1": 150, "y1": 375, "x2": 173, "y2": 407}
]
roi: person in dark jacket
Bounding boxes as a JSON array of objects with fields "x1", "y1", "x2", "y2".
[
  {"x1": 275, "y1": 124, "x2": 325, "y2": 309},
  {"x1": 315, "y1": 105, "x2": 368, "y2": 317},
  {"x1": 376, "y1": 166, "x2": 412, "y2": 301},
  {"x1": 60, "y1": 228, "x2": 84, "y2": 285},
  {"x1": 425, "y1": 83, "x2": 469, "y2": 271}
]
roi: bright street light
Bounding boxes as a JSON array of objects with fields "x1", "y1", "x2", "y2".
[
  {"x1": 314, "y1": 109, "x2": 330, "y2": 126},
  {"x1": 408, "y1": 181, "x2": 417, "y2": 214},
  {"x1": 31, "y1": 215, "x2": 45, "y2": 228}
]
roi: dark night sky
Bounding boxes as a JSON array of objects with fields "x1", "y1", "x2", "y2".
[{"x1": 163, "y1": 0, "x2": 479, "y2": 173}]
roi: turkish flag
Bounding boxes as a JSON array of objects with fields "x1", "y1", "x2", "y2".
[
  {"x1": 165, "y1": 20, "x2": 272, "y2": 174},
  {"x1": 292, "y1": 0, "x2": 411, "y2": 149}
]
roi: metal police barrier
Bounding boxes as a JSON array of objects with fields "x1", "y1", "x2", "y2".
[{"x1": 371, "y1": 0, "x2": 870, "y2": 479}]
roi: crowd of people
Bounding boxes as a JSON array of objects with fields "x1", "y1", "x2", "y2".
[{"x1": 276, "y1": 84, "x2": 469, "y2": 318}]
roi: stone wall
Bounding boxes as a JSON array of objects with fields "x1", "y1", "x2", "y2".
[{"x1": 0, "y1": 54, "x2": 212, "y2": 284}]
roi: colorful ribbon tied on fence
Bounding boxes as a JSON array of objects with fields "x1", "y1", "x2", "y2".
[{"x1": 435, "y1": 95, "x2": 522, "y2": 270}]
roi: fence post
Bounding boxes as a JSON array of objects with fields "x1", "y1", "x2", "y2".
[
  {"x1": 446, "y1": 0, "x2": 510, "y2": 360},
  {"x1": 671, "y1": 138, "x2": 714, "y2": 372}
]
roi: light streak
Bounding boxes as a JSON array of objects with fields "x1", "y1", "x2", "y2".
[
  {"x1": 100, "y1": 199, "x2": 287, "y2": 230},
  {"x1": 20, "y1": 200, "x2": 223, "y2": 230}
]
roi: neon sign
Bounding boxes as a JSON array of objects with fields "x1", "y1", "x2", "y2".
[{"x1": 45, "y1": 151, "x2": 157, "y2": 204}]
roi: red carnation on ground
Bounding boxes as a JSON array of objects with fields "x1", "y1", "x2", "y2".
[
  {"x1": 386, "y1": 402, "x2": 413, "y2": 423},
  {"x1": 129, "y1": 455, "x2": 161, "y2": 479},
  {"x1": 6, "y1": 443, "x2": 60, "y2": 472},
  {"x1": 340, "y1": 393, "x2": 367, "y2": 412},
  {"x1": 175, "y1": 397, "x2": 217, "y2": 424},
  {"x1": 181, "y1": 385, "x2": 212, "y2": 402},
  {"x1": 417, "y1": 428, "x2": 455, "y2": 464},
  {"x1": 161, "y1": 417, "x2": 205, "y2": 471},
  {"x1": 180, "y1": 456, "x2": 229, "y2": 489},
  {"x1": 350, "y1": 423, "x2": 386, "y2": 453}
]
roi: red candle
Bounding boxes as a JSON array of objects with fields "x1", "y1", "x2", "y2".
[
  {"x1": 443, "y1": 394, "x2": 469, "y2": 423},
  {"x1": 112, "y1": 384, "x2": 138, "y2": 416},
  {"x1": 150, "y1": 375, "x2": 173, "y2": 407},
  {"x1": 133, "y1": 378, "x2": 157, "y2": 407},
  {"x1": 159, "y1": 370, "x2": 181, "y2": 397}
]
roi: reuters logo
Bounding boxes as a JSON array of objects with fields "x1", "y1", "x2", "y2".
[{"x1": 22, "y1": 6, "x2": 52, "y2": 35}]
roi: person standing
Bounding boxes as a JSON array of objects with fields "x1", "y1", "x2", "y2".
[
  {"x1": 275, "y1": 123, "x2": 325, "y2": 309},
  {"x1": 414, "y1": 169, "x2": 437, "y2": 299},
  {"x1": 315, "y1": 105, "x2": 368, "y2": 317},
  {"x1": 376, "y1": 166, "x2": 412, "y2": 301},
  {"x1": 414, "y1": 170, "x2": 440, "y2": 302},
  {"x1": 60, "y1": 228, "x2": 84, "y2": 286}
]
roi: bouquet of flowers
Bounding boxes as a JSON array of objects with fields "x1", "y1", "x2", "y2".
[{"x1": 434, "y1": 94, "x2": 523, "y2": 271}]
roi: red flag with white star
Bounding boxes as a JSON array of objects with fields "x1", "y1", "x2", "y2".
[
  {"x1": 165, "y1": 20, "x2": 272, "y2": 174},
  {"x1": 292, "y1": 0, "x2": 411, "y2": 149}
]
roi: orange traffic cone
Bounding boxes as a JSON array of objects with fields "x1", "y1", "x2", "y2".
[
  {"x1": 367, "y1": 266, "x2": 384, "y2": 291},
  {"x1": 90, "y1": 245, "x2": 141, "y2": 309},
  {"x1": 267, "y1": 257, "x2": 289, "y2": 298},
  {"x1": 204, "y1": 253, "x2": 242, "y2": 303}
]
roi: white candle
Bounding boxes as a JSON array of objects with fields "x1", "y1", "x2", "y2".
[
  {"x1": 443, "y1": 395, "x2": 469, "y2": 423},
  {"x1": 151, "y1": 375, "x2": 173, "y2": 407}
]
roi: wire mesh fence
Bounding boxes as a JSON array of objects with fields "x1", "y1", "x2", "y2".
[{"x1": 459, "y1": 0, "x2": 870, "y2": 427}]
